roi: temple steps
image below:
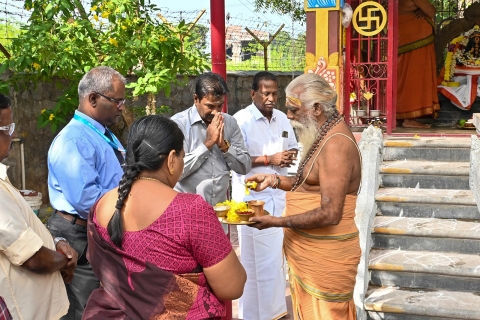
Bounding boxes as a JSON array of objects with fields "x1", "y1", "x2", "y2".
[
  {"x1": 380, "y1": 160, "x2": 470, "y2": 189},
  {"x1": 365, "y1": 287, "x2": 480, "y2": 320},
  {"x1": 369, "y1": 249, "x2": 480, "y2": 291},
  {"x1": 377, "y1": 202, "x2": 480, "y2": 219},
  {"x1": 376, "y1": 187, "x2": 476, "y2": 206},
  {"x1": 365, "y1": 137, "x2": 480, "y2": 319},
  {"x1": 383, "y1": 137, "x2": 471, "y2": 162}
]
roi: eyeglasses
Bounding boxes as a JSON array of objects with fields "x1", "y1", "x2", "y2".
[
  {"x1": 0, "y1": 123, "x2": 15, "y2": 136},
  {"x1": 94, "y1": 92, "x2": 126, "y2": 109}
]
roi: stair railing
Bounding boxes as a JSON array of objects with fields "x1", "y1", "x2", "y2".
[{"x1": 354, "y1": 125, "x2": 384, "y2": 320}]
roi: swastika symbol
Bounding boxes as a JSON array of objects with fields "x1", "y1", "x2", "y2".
[{"x1": 353, "y1": 2, "x2": 387, "y2": 37}]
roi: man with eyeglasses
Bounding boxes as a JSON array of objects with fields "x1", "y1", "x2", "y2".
[
  {"x1": 46, "y1": 66, "x2": 126, "y2": 319},
  {"x1": 0, "y1": 93, "x2": 77, "y2": 319}
]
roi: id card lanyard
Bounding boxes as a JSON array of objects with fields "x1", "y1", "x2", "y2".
[{"x1": 73, "y1": 114, "x2": 126, "y2": 158}]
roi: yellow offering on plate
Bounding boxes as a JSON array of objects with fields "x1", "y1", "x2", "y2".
[
  {"x1": 244, "y1": 181, "x2": 257, "y2": 195},
  {"x1": 215, "y1": 200, "x2": 248, "y2": 222}
]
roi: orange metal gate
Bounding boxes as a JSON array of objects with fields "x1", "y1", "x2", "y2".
[{"x1": 343, "y1": 0, "x2": 398, "y2": 134}]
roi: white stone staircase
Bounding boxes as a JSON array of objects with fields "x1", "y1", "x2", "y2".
[{"x1": 356, "y1": 134, "x2": 480, "y2": 320}]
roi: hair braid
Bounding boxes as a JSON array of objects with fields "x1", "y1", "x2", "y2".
[
  {"x1": 106, "y1": 115, "x2": 184, "y2": 249},
  {"x1": 107, "y1": 163, "x2": 141, "y2": 248}
]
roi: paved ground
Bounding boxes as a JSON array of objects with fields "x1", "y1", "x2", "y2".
[{"x1": 228, "y1": 225, "x2": 293, "y2": 319}]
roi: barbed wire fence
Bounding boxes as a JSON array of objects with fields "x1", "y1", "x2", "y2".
[{"x1": 0, "y1": 2, "x2": 306, "y2": 73}]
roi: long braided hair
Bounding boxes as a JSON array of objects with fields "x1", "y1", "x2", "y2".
[{"x1": 107, "y1": 115, "x2": 184, "y2": 248}]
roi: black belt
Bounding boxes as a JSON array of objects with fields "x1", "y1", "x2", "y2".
[{"x1": 55, "y1": 210, "x2": 87, "y2": 226}]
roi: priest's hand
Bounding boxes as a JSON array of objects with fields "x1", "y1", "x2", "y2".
[
  {"x1": 245, "y1": 174, "x2": 273, "y2": 192},
  {"x1": 414, "y1": 8, "x2": 426, "y2": 19},
  {"x1": 248, "y1": 215, "x2": 280, "y2": 230}
]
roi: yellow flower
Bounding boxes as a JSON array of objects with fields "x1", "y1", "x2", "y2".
[
  {"x1": 32, "y1": 62, "x2": 41, "y2": 70},
  {"x1": 451, "y1": 35, "x2": 464, "y2": 44},
  {"x1": 121, "y1": 25, "x2": 127, "y2": 30},
  {"x1": 158, "y1": 35, "x2": 167, "y2": 42},
  {"x1": 215, "y1": 200, "x2": 246, "y2": 222},
  {"x1": 101, "y1": 11, "x2": 110, "y2": 18},
  {"x1": 444, "y1": 52, "x2": 453, "y2": 81},
  {"x1": 93, "y1": 14, "x2": 99, "y2": 21},
  {"x1": 109, "y1": 38, "x2": 118, "y2": 47},
  {"x1": 41, "y1": 109, "x2": 46, "y2": 114},
  {"x1": 90, "y1": 5, "x2": 97, "y2": 11},
  {"x1": 49, "y1": 114, "x2": 55, "y2": 121}
]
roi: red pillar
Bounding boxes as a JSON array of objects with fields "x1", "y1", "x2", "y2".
[
  {"x1": 211, "y1": 3, "x2": 232, "y2": 319},
  {"x1": 210, "y1": 0, "x2": 228, "y2": 113}
]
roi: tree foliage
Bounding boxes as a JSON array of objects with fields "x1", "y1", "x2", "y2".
[
  {"x1": 0, "y1": 22, "x2": 21, "y2": 64},
  {"x1": 0, "y1": 0, "x2": 210, "y2": 132},
  {"x1": 253, "y1": 0, "x2": 305, "y2": 22}
]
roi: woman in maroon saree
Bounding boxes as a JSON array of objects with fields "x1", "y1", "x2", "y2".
[{"x1": 83, "y1": 116, "x2": 246, "y2": 319}]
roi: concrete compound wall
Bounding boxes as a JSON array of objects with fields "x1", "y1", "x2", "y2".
[{"x1": 1, "y1": 71, "x2": 300, "y2": 204}]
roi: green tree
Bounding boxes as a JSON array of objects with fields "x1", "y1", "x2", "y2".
[
  {"x1": 253, "y1": 0, "x2": 305, "y2": 22},
  {"x1": 184, "y1": 24, "x2": 209, "y2": 52},
  {"x1": 0, "y1": 0, "x2": 210, "y2": 132},
  {"x1": 0, "y1": 21, "x2": 21, "y2": 64}
]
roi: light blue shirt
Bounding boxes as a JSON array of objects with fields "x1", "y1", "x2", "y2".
[{"x1": 48, "y1": 110, "x2": 124, "y2": 219}]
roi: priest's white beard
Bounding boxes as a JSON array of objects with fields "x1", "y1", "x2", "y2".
[{"x1": 291, "y1": 115, "x2": 320, "y2": 162}]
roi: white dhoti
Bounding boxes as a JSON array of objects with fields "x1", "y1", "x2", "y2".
[
  {"x1": 236, "y1": 196, "x2": 287, "y2": 320},
  {"x1": 231, "y1": 103, "x2": 299, "y2": 319}
]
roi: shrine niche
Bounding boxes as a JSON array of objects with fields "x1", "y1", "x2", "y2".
[
  {"x1": 438, "y1": 25, "x2": 480, "y2": 110},
  {"x1": 434, "y1": 2, "x2": 480, "y2": 73}
]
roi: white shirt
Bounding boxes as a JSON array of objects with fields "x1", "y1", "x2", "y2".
[
  {"x1": 0, "y1": 163, "x2": 68, "y2": 320},
  {"x1": 231, "y1": 104, "x2": 298, "y2": 214}
]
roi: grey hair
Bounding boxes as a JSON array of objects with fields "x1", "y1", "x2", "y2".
[
  {"x1": 78, "y1": 66, "x2": 126, "y2": 100},
  {"x1": 285, "y1": 73, "x2": 337, "y2": 118}
]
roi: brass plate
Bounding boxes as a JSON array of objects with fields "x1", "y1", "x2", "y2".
[{"x1": 219, "y1": 210, "x2": 270, "y2": 225}]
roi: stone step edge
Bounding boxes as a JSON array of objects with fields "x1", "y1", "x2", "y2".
[
  {"x1": 368, "y1": 249, "x2": 480, "y2": 278},
  {"x1": 372, "y1": 216, "x2": 480, "y2": 239},
  {"x1": 380, "y1": 160, "x2": 470, "y2": 175},
  {"x1": 375, "y1": 188, "x2": 476, "y2": 206},
  {"x1": 365, "y1": 287, "x2": 480, "y2": 319},
  {"x1": 384, "y1": 139, "x2": 471, "y2": 148}
]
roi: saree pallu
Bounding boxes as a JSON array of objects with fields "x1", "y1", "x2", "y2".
[
  {"x1": 83, "y1": 214, "x2": 224, "y2": 320},
  {"x1": 397, "y1": 14, "x2": 440, "y2": 119},
  {"x1": 284, "y1": 192, "x2": 361, "y2": 320}
]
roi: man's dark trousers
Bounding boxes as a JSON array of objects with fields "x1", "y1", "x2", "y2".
[{"x1": 47, "y1": 213, "x2": 100, "y2": 320}]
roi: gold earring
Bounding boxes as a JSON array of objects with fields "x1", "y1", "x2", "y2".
[{"x1": 169, "y1": 168, "x2": 174, "y2": 175}]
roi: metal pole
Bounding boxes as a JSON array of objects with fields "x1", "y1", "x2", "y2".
[{"x1": 210, "y1": 0, "x2": 228, "y2": 113}]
